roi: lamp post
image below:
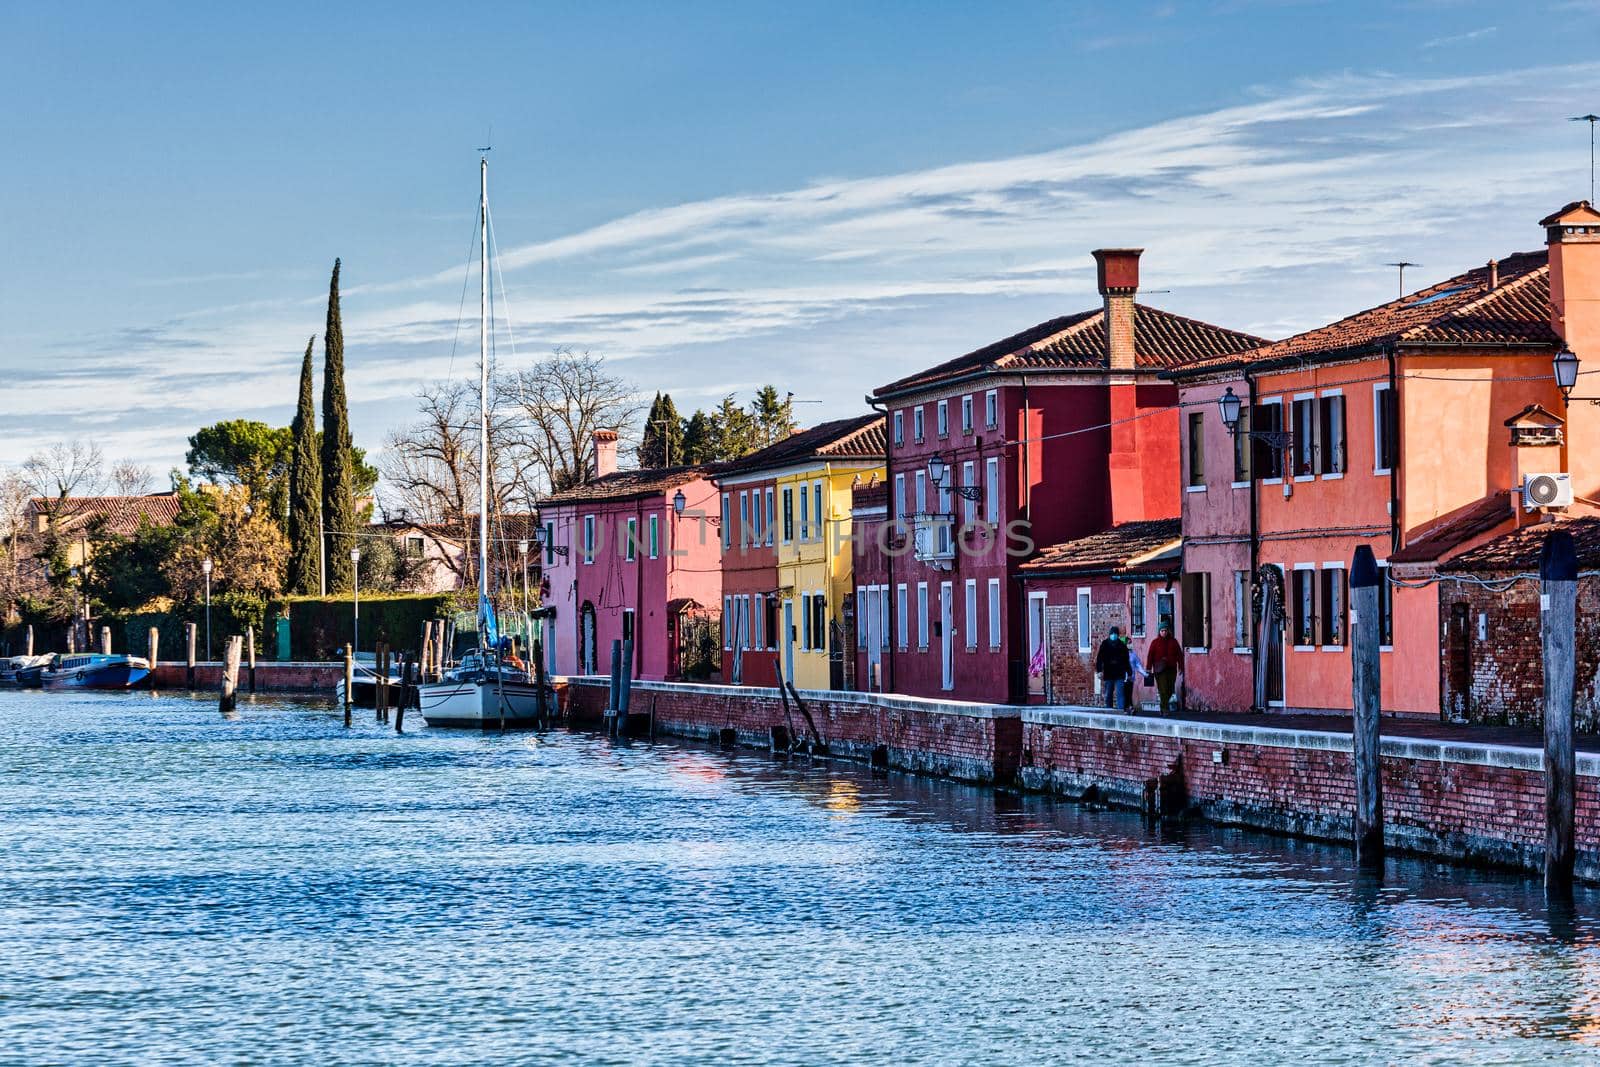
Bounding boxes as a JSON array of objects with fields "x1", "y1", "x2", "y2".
[
  {"x1": 350, "y1": 547, "x2": 361, "y2": 654},
  {"x1": 517, "y1": 539, "x2": 530, "y2": 615},
  {"x1": 201, "y1": 557, "x2": 213, "y2": 661}
]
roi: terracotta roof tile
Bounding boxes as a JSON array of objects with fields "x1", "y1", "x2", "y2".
[
  {"x1": 717, "y1": 415, "x2": 885, "y2": 477},
  {"x1": 1441, "y1": 517, "x2": 1600, "y2": 573},
  {"x1": 876, "y1": 306, "x2": 1267, "y2": 397},
  {"x1": 538, "y1": 465, "x2": 720, "y2": 507},
  {"x1": 1019, "y1": 518, "x2": 1182, "y2": 577},
  {"x1": 1388, "y1": 492, "x2": 1514, "y2": 565},
  {"x1": 1172, "y1": 251, "x2": 1559, "y2": 377},
  {"x1": 27, "y1": 494, "x2": 182, "y2": 537}
]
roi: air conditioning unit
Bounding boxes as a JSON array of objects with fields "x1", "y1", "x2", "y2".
[{"x1": 1524, "y1": 472, "x2": 1573, "y2": 510}]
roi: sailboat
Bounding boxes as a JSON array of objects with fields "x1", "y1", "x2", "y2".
[{"x1": 418, "y1": 155, "x2": 547, "y2": 729}]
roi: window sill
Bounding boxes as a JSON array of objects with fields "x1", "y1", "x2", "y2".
[
  {"x1": 1294, "y1": 475, "x2": 1315, "y2": 483},
  {"x1": 1185, "y1": 485, "x2": 1207, "y2": 493},
  {"x1": 988, "y1": 644, "x2": 1002, "y2": 652},
  {"x1": 1232, "y1": 646, "x2": 1252, "y2": 655},
  {"x1": 1320, "y1": 645, "x2": 1346, "y2": 653},
  {"x1": 1231, "y1": 481, "x2": 1251, "y2": 490},
  {"x1": 1321, "y1": 472, "x2": 1344, "y2": 481},
  {"x1": 1293, "y1": 645, "x2": 1316, "y2": 652},
  {"x1": 1373, "y1": 467, "x2": 1392, "y2": 477},
  {"x1": 1184, "y1": 647, "x2": 1209, "y2": 655},
  {"x1": 1262, "y1": 478, "x2": 1284, "y2": 486},
  {"x1": 1380, "y1": 645, "x2": 1394, "y2": 653}
]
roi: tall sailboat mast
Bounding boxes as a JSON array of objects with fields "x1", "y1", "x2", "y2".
[{"x1": 478, "y1": 154, "x2": 490, "y2": 607}]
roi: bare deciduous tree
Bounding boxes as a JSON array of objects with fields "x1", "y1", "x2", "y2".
[
  {"x1": 499, "y1": 348, "x2": 641, "y2": 494},
  {"x1": 110, "y1": 461, "x2": 154, "y2": 497},
  {"x1": 21, "y1": 440, "x2": 105, "y2": 524}
]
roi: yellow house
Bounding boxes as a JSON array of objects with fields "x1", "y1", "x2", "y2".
[{"x1": 770, "y1": 416, "x2": 885, "y2": 690}]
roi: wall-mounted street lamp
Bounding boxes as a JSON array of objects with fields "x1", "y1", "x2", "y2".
[
  {"x1": 1217, "y1": 386, "x2": 1291, "y2": 448},
  {"x1": 1552, "y1": 346, "x2": 1600, "y2": 405},
  {"x1": 926, "y1": 452, "x2": 981, "y2": 501},
  {"x1": 673, "y1": 489, "x2": 722, "y2": 525}
]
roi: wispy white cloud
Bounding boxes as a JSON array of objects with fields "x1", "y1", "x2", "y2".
[
  {"x1": 8, "y1": 61, "x2": 1598, "y2": 472},
  {"x1": 1421, "y1": 26, "x2": 1498, "y2": 49}
]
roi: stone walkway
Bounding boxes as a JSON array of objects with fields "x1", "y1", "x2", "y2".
[{"x1": 1134, "y1": 707, "x2": 1600, "y2": 753}]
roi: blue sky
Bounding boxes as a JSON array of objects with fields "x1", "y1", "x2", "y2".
[{"x1": 4, "y1": 1, "x2": 1599, "y2": 483}]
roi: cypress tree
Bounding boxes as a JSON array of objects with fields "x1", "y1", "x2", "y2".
[
  {"x1": 681, "y1": 411, "x2": 712, "y2": 464},
  {"x1": 320, "y1": 258, "x2": 356, "y2": 592},
  {"x1": 639, "y1": 392, "x2": 685, "y2": 468},
  {"x1": 286, "y1": 336, "x2": 322, "y2": 594}
]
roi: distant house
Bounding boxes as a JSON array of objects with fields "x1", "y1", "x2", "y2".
[
  {"x1": 20, "y1": 493, "x2": 183, "y2": 573},
  {"x1": 376, "y1": 512, "x2": 541, "y2": 595}
]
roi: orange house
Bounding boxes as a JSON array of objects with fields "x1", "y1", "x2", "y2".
[{"x1": 1167, "y1": 202, "x2": 1600, "y2": 717}]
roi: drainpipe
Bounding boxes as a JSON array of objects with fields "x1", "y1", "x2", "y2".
[
  {"x1": 1387, "y1": 346, "x2": 1401, "y2": 554},
  {"x1": 1245, "y1": 370, "x2": 1260, "y2": 712}
]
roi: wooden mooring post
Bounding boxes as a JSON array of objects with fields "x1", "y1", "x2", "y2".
[
  {"x1": 375, "y1": 641, "x2": 389, "y2": 723},
  {"x1": 100, "y1": 626, "x2": 112, "y2": 656},
  {"x1": 147, "y1": 626, "x2": 160, "y2": 691},
  {"x1": 1542, "y1": 528, "x2": 1578, "y2": 893},
  {"x1": 421, "y1": 621, "x2": 434, "y2": 682},
  {"x1": 394, "y1": 655, "x2": 409, "y2": 734},
  {"x1": 24, "y1": 624, "x2": 33, "y2": 657},
  {"x1": 246, "y1": 626, "x2": 257, "y2": 692},
  {"x1": 185, "y1": 622, "x2": 197, "y2": 688},
  {"x1": 220, "y1": 635, "x2": 242, "y2": 712},
  {"x1": 1350, "y1": 546, "x2": 1385, "y2": 865},
  {"x1": 343, "y1": 643, "x2": 354, "y2": 728}
]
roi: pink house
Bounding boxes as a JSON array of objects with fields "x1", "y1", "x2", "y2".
[{"x1": 538, "y1": 432, "x2": 723, "y2": 681}]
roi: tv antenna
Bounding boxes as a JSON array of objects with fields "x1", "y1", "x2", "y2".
[
  {"x1": 1385, "y1": 262, "x2": 1420, "y2": 299},
  {"x1": 1572, "y1": 114, "x2": 1599, "y2": 202}
]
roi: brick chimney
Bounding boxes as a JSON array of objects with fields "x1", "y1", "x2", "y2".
[
  {"x1": 592, "y1": 429, "x2": 619, "y2": 479},
  {"x1": 1543, "y1": 201, "x2": 1600, "y2": 350},
  {"x1": 1092, "y1": 248, "x2": 1142, "y2": 371}
]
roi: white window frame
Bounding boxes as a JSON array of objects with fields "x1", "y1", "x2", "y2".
[
  {"x1": 1258, "y1": 397, "x2": 1285, "y2": 485},
  {"x1": 913, "y1": 405, "x2": 925, "y2": 442},
  {"x1": 647, "y1": 514, "x2": 659, "y2": 559},
  {"x1": 812, "y1": 481, "x2": 823, "y2": 542},
  {"x1": 723, "y1": 596, "x2": 733, "y2": 650},
  {"x1": 1376, "y1": 558, "x2": 1394, "y2": 653},
  {"x1": 1185, "y1": 410, "x2": 1207, "y2": 492},
  {"x1": 914, "y1": 470, "x2": 927, "y2": 514},
  {"x1": 781, "y1": 486, "x2": 793, "y2": 543},
  {"x1": 582, "y1": 514, "x2": 596, "y2": 565},
  {"x1": 894, "y1": 473, "x2": 906, "y2": 517},
  {"x1": 1320, "y1": 389, "x2": 1346, "y2": 480},
  {"x1": 1232, "y1": 569, "x2": 1250, "y2": 652},
  {"x1": 856, "y1": 585, "x2": 868, "y2": 649},
  {"x1": 984, "y1": 389, "x2": 998, "y2": 429},
  {"x1": 765, "y1": 487, "x2": 775, "y2": 545},
  {"x1": 624, "y1": 516, "x2": 638, "y2": 562},
  {"x1": 799, "y1": 482, "x2": 810, "y2": 541},
  {"x1": 739, "y1": 491, "x2": 750, "y2": 547},
  {"x1": 936, "y1": 399, "x2": 949, "y2": 438},
  {"x1": 916, "y1": 581, "x2": 929, "y2": 650},
  {"x1": 961, "y1": 461, "x2": 977, "y2": 523},
  {"x1": 1076, "y1": 588, "x2": 1092, "y2": 653},
  {"x1": 984, "y1": 457, "x2": 1000, "y2": 525},
  {"x1": 544, "y1": 520, "x2": 556, "y2": 566},
  {"x1": 987, "y1": 579, "x2": 1002, "y2": 650},
  {"x1": 879, "y1": 586, "x2": 890, "y2": 651},
  {"x1": 1130, "y1": 583, "x2": 1147, "y2": 638},
  {"x1": 892, "y1": 410, "x2": 904, "y2": 446},
  {"x1": 964, "y1": 579, "x2": 978, "y2": 650},
  {"x1": 1372, "y1": 382, "x2": 1396, "y2": 476},
  {"x1": 961, "y1": 394, "x2": 974, "y2": 434},
  {"x1": 1292, "y1": 562, "x2": 1317, "y2": 651},
  {"x1": 897, "y1": 583, "x2": 909, "y2": 650},
  {"x1": 720, "y1": 493, "x2": 731, "y2": 548},
  {"x1": 1291, "y1": 391, "x2": 1318, "y2": 483},
  {"x1": 1320, "y1": 560, "x2": 1347, "y2": 651}
]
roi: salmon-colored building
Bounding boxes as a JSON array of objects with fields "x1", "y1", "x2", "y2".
[{"x1": 1168, "y1": 202, "x2": 1600, "y2": 716}]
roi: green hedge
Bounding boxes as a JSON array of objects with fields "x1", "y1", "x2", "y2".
[{"x1": 269, "y1": 593, "x2": 460, "y2": 660}]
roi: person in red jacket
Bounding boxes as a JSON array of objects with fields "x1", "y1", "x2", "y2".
[{"x1": 1145, "y1": 621, "x2": 1184, "y2": 716}]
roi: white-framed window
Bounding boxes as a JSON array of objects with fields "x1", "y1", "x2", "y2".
[
  {"x1": 739, "y1": 491, "x2": 750, "y2": 547},
  {"x1": 1254, "y1": 397, "x2": 1285, "y2": 483},
  {"x1": 1292, "y1": 393, "x2": 1318, "y2": 480},
  {"x1": 913, "y1": 405, "x2": 925, "y2": 442},
  {"x1": 1320, "y1": 390, "x2": 1346, "y2": 477},
  {"x1": 624, "y1": 517, "x2": 638, "y2": 562},
  {"x1": 985, "y1": 457, "x2": 1000, "y2": 525},
  {"x1": 582, "y1": 514, "x2": 596, "y2": 564},
  {"x1": 961, "y1": 394, "x2": 974, "y2": 434},
  {"x1": 781, "y1": 486, "x2": 794, "y2": 542},
  {"x1": 543, "y1": 520, "x2": 556, "y2": 565},
  {"x1": 765, "y1": 487, "x2": 775, "y2": 545},
  {"x1": 879, "y1": 587, "x2": 890, "y2": 651},
  {"x1": 893, "y1": 410, "x2": 904, "y2": 446},
  {"x1": 916, "y1": 582, "x2": 929, "y2": 649},
  {"x1": 752, "y1": 594, "x2": 764, "y2": 649},
  {"x1": 811, "y1": 593, "x2": 827, "y2": 654},
  {"x1": 1373, "y1": 383, "x2": 1398, "y2": 474},
  {"x1": 720, "y1": 493, "x2": 731, "y2": 548},
  {"x1": 914, "y1": 470, "x2": 927, "y2": 514},
  {"x1": 938, "y1": 479, "x2": 952, "y2": 516},
  {"x1": 647, "y1": 514, "x2": 659, "y2": 559},
  {"x1": 964, "y1": 579, "x2": 978, "y2": 650},
  {"x1": 897, "y1": 583, "x2": 909, "y2": 649},
  {"x1": 812, "y1": 481, "x2": 823, "y2": 542},
  {"x1": 856, "y1": 585, "x2": 868, "y2": 649},
  {"x1": 987, "y1": 579, "x2": 1002, "y2": 649},
  {"x1": 1181, "y1": 572, "x2": 1211, "y2": 650},
  {"x1": 1232, "y1": 570, "x2": 1250, "y2": 650},
  {"x1": 984, "y1": 389, "x2": 998, "y2": 429},
  {"x1": 1130, "y1": 583, "x2": 1147, "y2": 637},
  {"x1": 799, "y1": 482, "x2": 810, "y2": 541},
  {"x1": 1376, "y1": 560, "x2": 1394, "y2": 649},
  {"x1": 936, "y1": 399, "x2": 949, "y2": 438},
  {"x1": 1076, "y1": 588, "x2": 1092, "y2": 653},
  {"x1": 799, "y1": 593, "x2": 811, "y2": 651},
  {"x1": 895, "y1": 473, "x2": 907, "y2": 516},
  {"x1": 723, "y1": 596, "x2": 733, "y2": 650},
  {"x1": 1320, "y1": 563, "x2": 1347, "y2": 648},
  {"x1": 1292, "y1": 564, "x2": 1317, "y2": 649},
  {"x1": 1156, "y1": 590, "x2": 1175, "y2": 631},
  {"x1": 1186, "y1": 411, "x2": 1206, "y2": 490},
  {"x1": 961, "y1": 461, "x2": 977, "y2": 523}
]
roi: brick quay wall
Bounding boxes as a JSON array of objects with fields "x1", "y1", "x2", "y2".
[
  {"x1": 151, "y1": 661, "x2": 343, "y2": 692},
  {"x1": 566, "y1": 678, "x2": 1600, "y2": 883}
]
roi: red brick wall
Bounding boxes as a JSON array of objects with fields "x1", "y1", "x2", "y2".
[
  {"x1": 567, "y1": 679, "x2": 1020, "y2": 784},
  {"x1": 152, "y1": 661, "x2": 343, "y2": 691},
  {"x1": 1021, "y1": 710, "x2": 1600, "y2": 879},
  {"x1": 1439, "y1": 575, "x2": 1600, "y2": 731}
]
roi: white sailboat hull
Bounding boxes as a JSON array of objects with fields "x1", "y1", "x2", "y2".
[{"x1": 417, "y1": 677, "x2": 546, "y2": 729}]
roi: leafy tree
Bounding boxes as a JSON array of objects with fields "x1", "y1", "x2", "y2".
[
  {"x1": 286, "y1": 336, "x2": 322, "y2": 594},
  {"x1": 639, "y1": 392, "x2": 685, "y2": 468},
  {"x1": 161, "y1": 481, "x2": 288, "y2": 604},
  {"x1": 749, "y1": 386, "x2": 796, "y2": 450},
  {"x1": 710, "y1": 395, "x2": 756, "y2": 460},
  {"x1": 321, "y1": 258, "x2": 357, "y2": 591},
  {"x1": 80, "y1": 516, "x2": 177, "y2": 612},
  {"x1": 185, "y1": 419, "x2": 293, "y2": 517},
  {"x1": 680, "y1": 411, "x2": 713, "y2": 464}
]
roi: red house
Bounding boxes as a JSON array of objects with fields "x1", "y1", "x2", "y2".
[
  {"x1": 539, "y1": 432, "x2": 723, "y2": 681},
  {"x1": 866, "y1": 249, "x2": 1265, "y2": 703}
]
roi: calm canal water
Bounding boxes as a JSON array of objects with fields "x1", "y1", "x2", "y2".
[{"x1": 3, "y1": 692, "x2": 1600, "y2": 1065}]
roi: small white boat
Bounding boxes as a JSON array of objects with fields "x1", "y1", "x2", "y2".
[
  {"x1": 333, "y1": 658, "x2": 409, "y2": 708},
  {"x1": 418, "y1": 649, "x2": 548, "y2": 728}
]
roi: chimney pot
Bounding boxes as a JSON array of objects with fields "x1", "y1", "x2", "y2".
[
  {"x1": 1092, "y1": 249, "x2": 1143, "y2": 371},
  {"x1": 1487, "y1": 259, "x2": 1498, "y2": 291}
]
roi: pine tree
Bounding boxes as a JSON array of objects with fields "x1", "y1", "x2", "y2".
[
  {"x1": 711, "y1": 395, "x2": 755, "y2": 460},
  {"x1": 750, "y1": 385, "x2": 795, "y2": 449},
  {"x1": 681, "y1": 410, "x2": 713, "y2": 464},
  {"x1": 320, "y1": 259, "x2": 356, "y2": 592},
  {"x1": 285, "y1": 336, "x2": 322, "y2": 594},
  {"x1": 639, "y1": 392, "x2": 685, "y2": 468}
]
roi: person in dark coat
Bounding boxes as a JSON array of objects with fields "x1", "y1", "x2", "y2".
[
  {"x1": 1093, "y1": 626, "x2": 1131, "y2": 709},
  {"x1": 1145, "y1": 622, "x2": 1184, "y2": 716}
]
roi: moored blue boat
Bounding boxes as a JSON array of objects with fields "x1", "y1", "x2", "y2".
[
  {"x1": 0, "y1": 655, "x2": 52, "y2": 688},
  {"x1": 40, "y1": 654, "x2": 151, "y2": 690}
]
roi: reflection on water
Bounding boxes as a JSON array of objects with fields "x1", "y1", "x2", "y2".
[{"x1": 2, "y1": 689, "x2": 1600, "y2": 1065}]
